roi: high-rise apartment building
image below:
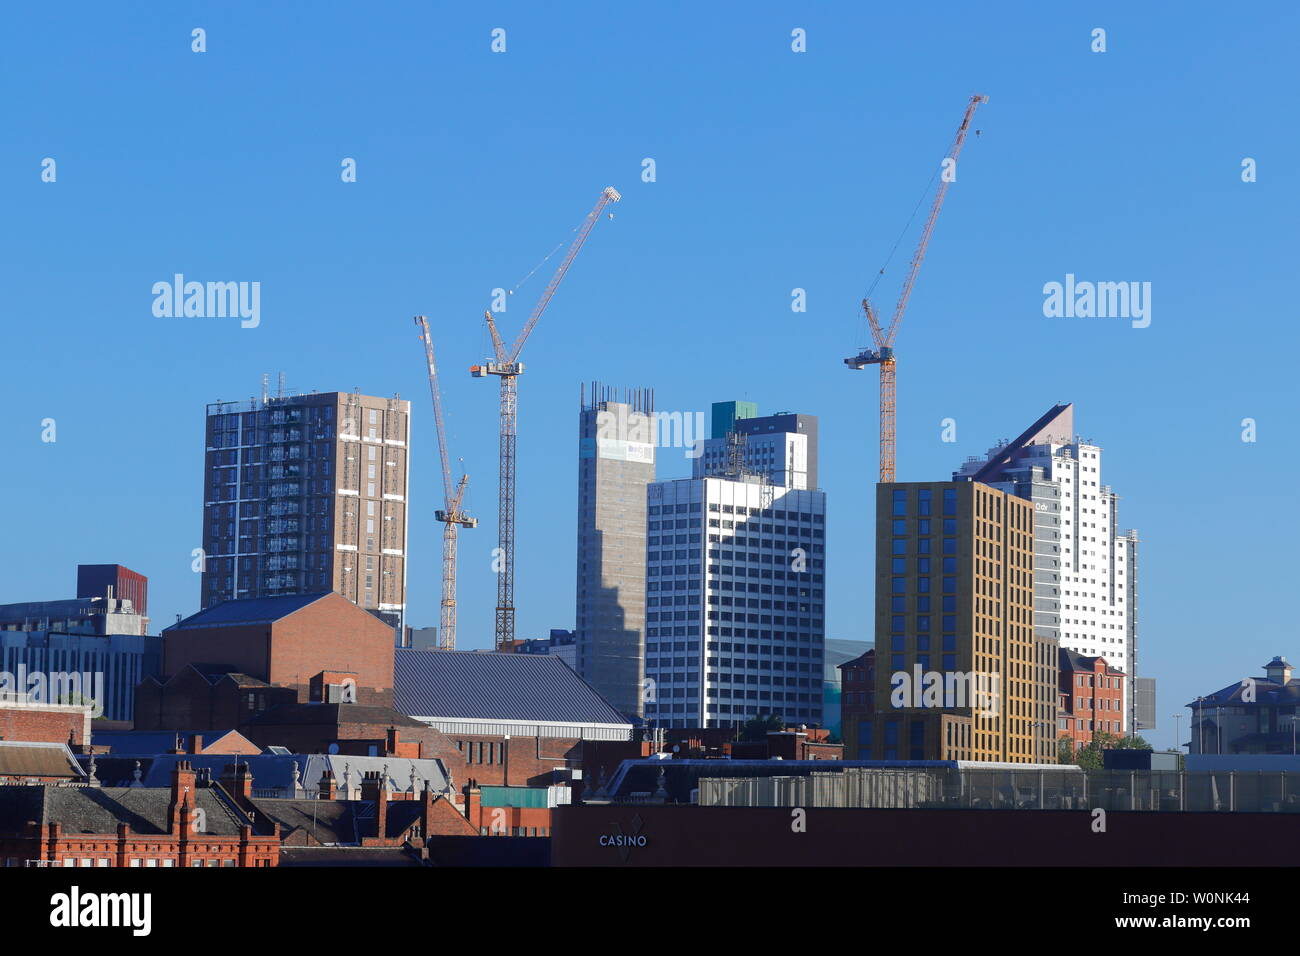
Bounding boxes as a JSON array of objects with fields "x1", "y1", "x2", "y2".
[
  {"x1": 953, "y1": 403, "x2": 1142, "y2": 733},
  {"x1": 575, "y1": 385, "x2": 656, "y2": 717},
  {"x1": 201, "y1": 389, "x2": 411, "y2": 630},
  {"x1": 867, "y1": 481, "x2": 1057, "y2": 763},
  {"x1": 643, "y1": 471, "x2": 827, "y2": 730},
  {"x1": 694, "y1": 402, "x2": 818, "y2": 490}
]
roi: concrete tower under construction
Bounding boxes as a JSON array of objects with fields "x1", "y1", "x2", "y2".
[{"x1": 575, "y1": 383, "x2": 657, "y2": 717}]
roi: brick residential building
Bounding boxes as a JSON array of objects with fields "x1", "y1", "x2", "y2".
[
  {"x1": 837, "y1": 649, "x2": 875, "y2": 759},
  {"x1": 0, "y1": 760, "x2": 280, "y2": 868},
  {"x1": 201, "y1": 390, "x2": 411, "y2": 632},
  {"x1": 1058, "y1": 649, "x2": 1127, "y2": 751}
]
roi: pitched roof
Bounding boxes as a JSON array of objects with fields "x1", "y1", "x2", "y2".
[
  {"x1": 962, "y1": 403, "x2": 1074, "y2": 483},
  {"x1": 249, "y1": 797, "x2": 359, "y2": 844},
  {"x1": 0, "y1": 742, "x2": 84, "y2": 779},
  {"x1": 1060, "y1": 648, "x2": 1124, "y2": 675},
  {"x1": 90, "y1": 730, "x2": 259, "y2": 756},
  {"x1": 393, "y1": 649, "x2": 631, "y2": 726},
  {"x1": 1189, "y1": 679, "x2": 1300, "y2": 709},
  {"x1": 137, "y1": 752, "x2": 451, "y2": 796},
  {"x1": 247, "y1": 702, "x2": 427, "y2": 728},
  {"x1": 165, "y1": 593, "x2": 332, "y2": 631},
  {"x1": 0, "y1": 786, "x2": 248, "y2": 836}
]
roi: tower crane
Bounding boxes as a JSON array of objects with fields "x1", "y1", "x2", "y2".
[
  {"x1": 471, "y1": 186, "x2": 622, "y2": 650},
  {"x1": 415, "y1": 315, "x2": 477, "y2": 650},
  {"x1": 846, "y1": 94, "x2": 987, "y2": 482}
]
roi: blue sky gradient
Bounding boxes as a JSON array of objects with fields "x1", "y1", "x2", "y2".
[{"x1": 2, "y1": 2, "x2": 1297, "y2": 749}]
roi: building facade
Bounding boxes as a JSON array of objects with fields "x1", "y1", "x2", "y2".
[
  {"x1": 838, "y1": 649, "x2": 875, "y2": 759},
  {"x1": 77, "y1": 564, "x2": 149, "y2": 624},
  {"x1": 1057, "y1": 649, "x2": 1127, "y2": 751},
  {"x1": 694, "y1": 402, "x2": 818, "y2": 491},
  {"x1": 953, "y1": 403, "x2": 1141, "y2": 733},
  {"x1": 201, "y1": 389, "x2": 411, "y2": 631},
  {"x1": 0, "y1": 632, "x2": 160, "y2": 723},
  {"x1": 643, "y1": 474, "x2": 826, "y2": 730},
  {"x1": 575, "y1": 386, "x2": 656, "y2": 717},
  {"x1": 1187, "y1": 656, "x2": 1300, "y2": 755},
  {"x1": 0, "y1": 762, "x2": 280, "y2": 868},
  {"x1": 867, "y1": 481, "x2": 1057, "y2": 763},
  {"x1": 514, "y1": 629, "x2": 578, "y2": 671}
]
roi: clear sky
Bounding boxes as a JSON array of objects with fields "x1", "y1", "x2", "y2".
[{"x1": 2, "y1": 2, "x2": 1296, "y2": 751}]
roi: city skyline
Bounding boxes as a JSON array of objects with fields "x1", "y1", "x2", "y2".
[{"x1": 4, "y1": 4, "x2": 1298, "y2": 759}]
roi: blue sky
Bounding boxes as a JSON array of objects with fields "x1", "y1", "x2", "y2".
[{"x1": 2, "y1": 2, "x2": 1296, "y2": 750}]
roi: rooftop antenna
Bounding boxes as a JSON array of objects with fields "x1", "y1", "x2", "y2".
[{"x1": 277, "y1": 372, "x2": 286, "y2": 399}]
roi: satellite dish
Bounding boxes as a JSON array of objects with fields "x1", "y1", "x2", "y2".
[{"x1": 327, "y1": 743, "x2": 340, "y2": 755}]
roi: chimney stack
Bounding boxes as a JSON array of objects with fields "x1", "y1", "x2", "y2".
[{"x1": 360, "y1": 770, "x2": 389, "y2": 840}]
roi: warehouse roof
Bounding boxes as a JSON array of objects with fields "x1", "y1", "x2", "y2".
[
  {"x1": 165, "y1": 593, "x2": 332, "y2": 630},
  {"x1": 0, "y1": 742, "x2": 85, "y2": 780},
  {"x1": 394, "y1": 649, "x2": 630, "y2": 726}
]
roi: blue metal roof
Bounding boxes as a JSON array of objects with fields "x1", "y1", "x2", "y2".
[
  {"x1": 166, "y1": 593, "x2": 332, "y2": 630},
  {"x1": 393, "y1": 649, "x2": 630, "y2": 726}
]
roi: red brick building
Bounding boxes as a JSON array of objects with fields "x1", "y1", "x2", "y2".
[
  {"x1": 0, "y1": 761, "x2": 280, "y2": 868},
  {"x1": 135, "y1": 593, "x2": 406, "y2": 752},
  {"x1": 0, "y1": 697, "x2": 92, "y2": 748},
  {"x1": 837, "y1": 650, "x2": 875, "y2": 759},
  {"x1": 233, "y1": 766, "x2": 476, "y2": 848},
  {"x1": 1058, "y1": 649, "x2": 1127, "y2": 751},
  {"x1": 465, "y1": 786, "x2": 557, "y2": 837},
  {"x1": 155, "y1": 592, "x2": 394, "y2": 707}
]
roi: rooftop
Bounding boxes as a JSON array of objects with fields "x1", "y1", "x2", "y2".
[
  {"x1": 165, "y1": 593, "x2": 332, "y2": 631},
  {"x1": 394, "y1": 649, "x2": 630, "y2": 727}
]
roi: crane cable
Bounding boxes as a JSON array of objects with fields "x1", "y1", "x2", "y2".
[{"x1": 856, "y1": 120, "x2": 974, "y2": 338}]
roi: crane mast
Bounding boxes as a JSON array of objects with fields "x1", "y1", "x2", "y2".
[
  {"x1": 415, "y1": 315, "x2": 476, "y2": 650},
  {"x1": 471, "y1": 186, "x2": 621, "y2": 650},
  {"x1": 846, "y1": 94, "x2": 987, "y2": 482}
]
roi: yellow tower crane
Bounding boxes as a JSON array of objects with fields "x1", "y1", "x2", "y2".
[{"x1": 846, "y1": 94, "x2": 987, "y2": 482}]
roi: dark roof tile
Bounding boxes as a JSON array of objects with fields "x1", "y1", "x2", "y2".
[
  {"x1": 166, "y1": 593, "x2": 332, "y2": 631},
  {"x1": 394, "y1": 649, "x2": 630, "y2": 725}
]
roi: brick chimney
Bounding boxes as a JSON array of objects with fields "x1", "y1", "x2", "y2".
[
  {"x1": 168, "y1": 761, "x2": 197, "y2": 833},
  {"x1": 466, "y1": 786, "x2": 482, "y2": 832},
  {"x1": 319, "y1": 769, "x2": 337, "y2": 800},
  {"x1": 417, "y1": 780, "x2": 436, "y2": 840},
  {"x1": 360, "y1": 770, "x2": 389, "y2": 841},
  {"x1": 220, "y1": 762, "x2": 255, "y2": 811}
]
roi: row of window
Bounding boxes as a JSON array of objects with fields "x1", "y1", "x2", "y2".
[{"x1": 892, "y1": 488, "x2": 958, "y2": 517}]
